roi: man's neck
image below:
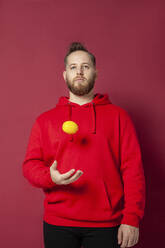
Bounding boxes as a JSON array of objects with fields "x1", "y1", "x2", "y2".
[{"x1": 69, "y1": 90, "x2": 95, "y2": 106}]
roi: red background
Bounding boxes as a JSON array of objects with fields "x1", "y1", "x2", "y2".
[{"x1": 0, "y1": 0, "x2": 164, "y2": 247}]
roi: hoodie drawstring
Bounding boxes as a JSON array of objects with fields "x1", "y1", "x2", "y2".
[
  {"x1": 67, "y1": 102, "x2": 96, "y2": 142},
  {"x1": 91, "y1": 102, "x2": 96, "y2": 134},
  {"x1": 68, "y1": 102, "x2": 73, "y2": 142}
]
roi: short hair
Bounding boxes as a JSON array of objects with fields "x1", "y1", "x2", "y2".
[{"x1": 64, "y1": 42, "x2": 96, "y2": 68}]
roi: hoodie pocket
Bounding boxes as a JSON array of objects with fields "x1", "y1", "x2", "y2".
[
  {"x1": 102, "y1": 178, "x2": 113, "y2": 210},
  {"x1": 101, "y1": 175, "x2": 124, "y2": 215}
]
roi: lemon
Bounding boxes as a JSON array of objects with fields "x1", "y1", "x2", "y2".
[{"x1": 62, "y1": 121, "x2": 79, "y2": 134}]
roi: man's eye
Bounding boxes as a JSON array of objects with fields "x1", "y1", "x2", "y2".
[{"x1": 70, "y1": 65, "x2": 89, "y2": 69}]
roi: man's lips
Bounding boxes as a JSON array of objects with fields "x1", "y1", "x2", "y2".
[{"x1": 75, "y1": 77, "x2": 85, "y2": 81}]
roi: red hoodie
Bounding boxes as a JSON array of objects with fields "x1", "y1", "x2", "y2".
[{"x1": 22, "y1": 93, "x2": 146, "y2": 228}]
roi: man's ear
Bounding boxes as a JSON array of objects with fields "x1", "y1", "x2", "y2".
[{"x1": 63, "y1": 71, "x2": 66, "y2": 81}]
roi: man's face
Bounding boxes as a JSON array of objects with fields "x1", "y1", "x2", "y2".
[{"x1": 63, "y1": 51, "x2": 97, "y2": 96}]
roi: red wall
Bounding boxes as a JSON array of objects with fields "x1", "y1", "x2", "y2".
[{"x1": 0, "y1": 0, "x2": 164, "y2": 247}]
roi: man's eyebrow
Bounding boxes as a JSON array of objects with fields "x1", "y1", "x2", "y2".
[{"x1": 69, "y1": 63, "x2": 91, "y2": 66}]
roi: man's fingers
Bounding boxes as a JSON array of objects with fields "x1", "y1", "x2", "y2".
[
  {"x1": 133, "y1": 231, "x2": 139, "y2": 245},
  {"x1": 120, "y1": 232, "x2": 128, "y2": 248},
  {"x1": 67, "y1": 170, "x2": 83, "y2": 182},
  {"x1": 62, "y1": 170, "x2": 83, "y2": 183},
  {"x1": 118, "y1": 227, "x2": 122, "y2": 245},
  {"x1": 127, "y1": 236, "x2": 135, "y2": 247},
  {"x1": 61, "y1": 169, "x2": 76, "y2": 179}
]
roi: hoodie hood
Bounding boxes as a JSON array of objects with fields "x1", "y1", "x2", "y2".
[{"x1": 56, "y1": 93, "x2": 112, "y2": 141}]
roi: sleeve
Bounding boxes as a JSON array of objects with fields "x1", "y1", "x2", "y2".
[
  {"x1": 119, "y1": 109, "x2": 146, "y2": 228},
  {"x1": 22, "y1": 118, "x2": 56, "y2": 189}
]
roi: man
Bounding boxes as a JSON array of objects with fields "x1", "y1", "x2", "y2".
[{"x1": 22, "y1": 42, "x2": 146, "y2": 248}]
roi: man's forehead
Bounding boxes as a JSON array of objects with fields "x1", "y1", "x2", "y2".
[{"x1": 67, "y1": 51, "x2": 92, "y2": 64}]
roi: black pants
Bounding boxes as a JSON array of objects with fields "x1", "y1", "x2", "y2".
[{"x1": 43, "y1": 221, "x2": 121, "y2": 248}]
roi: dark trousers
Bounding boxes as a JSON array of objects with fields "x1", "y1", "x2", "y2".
[{"x1": 43, "y1": 221, "x2": 121, "y2": 248}]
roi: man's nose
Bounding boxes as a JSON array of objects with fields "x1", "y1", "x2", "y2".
[{"x1": 76, "y1": 67, "x2": 84, "y2": 74}]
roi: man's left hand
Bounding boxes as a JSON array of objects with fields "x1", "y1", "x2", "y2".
[{"x1": 117, "y1": 224, "x2": 139, "y2": 247}]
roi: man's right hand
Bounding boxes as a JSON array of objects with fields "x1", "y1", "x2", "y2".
[{"x1": 50, "y1": 160, "x2": 83, "y2": 185}]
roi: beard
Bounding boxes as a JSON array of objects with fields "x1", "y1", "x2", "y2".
[{"x1": 65, "y1": 75, "x2": 96, "y2": 96}]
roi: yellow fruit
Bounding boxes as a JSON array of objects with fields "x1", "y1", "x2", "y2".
[{"x1": 62, "y1": 121, "x2": 79, "y2": 134}]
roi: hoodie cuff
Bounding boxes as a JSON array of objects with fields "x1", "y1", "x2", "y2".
[
  {"x1": 44, "y1": 170, "x2": 57, "y2": 189},
  {"x1": 47, "y1": 178, "x2": 56, "y2": 188},
  {"x1": 121, "y1": 214, "x2": 140, "y2": 228}
]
